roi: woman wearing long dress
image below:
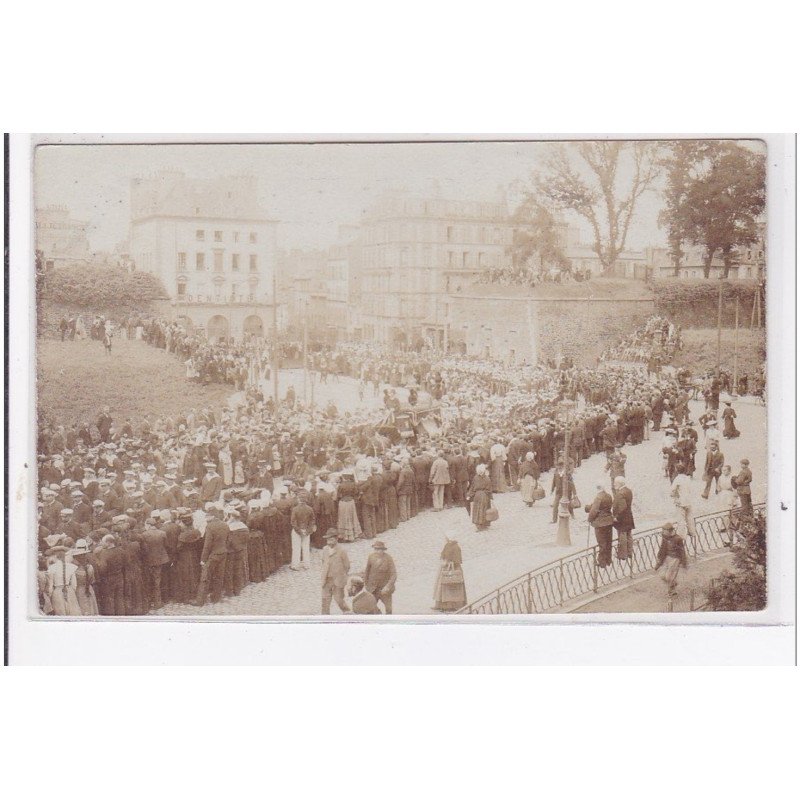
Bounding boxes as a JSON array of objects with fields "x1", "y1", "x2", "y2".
[
  {"x1": 489, "y1": 441, "x2": 508, "y2": 493},
  {"x1": 433, "y1": 539, "x2": 467, "y2": 612},
  {"x1": 721, "y1": 402, "x2": 740, "y2": 439},
  {"x1": 336, "y1": 474, "x2": 362, "y2": 542},
  {"x1": 519, "y1": 451, "x2": 541, "y2": 507},
  {"x1": 467, "y1": 464, "x2": 494, "y2": 532},
  {"x1": 45, "y1": 546, "x2": 82, "y2": 616},
  {"x1": 71, "y1": 542, "x2": 99, "y2": 616}
]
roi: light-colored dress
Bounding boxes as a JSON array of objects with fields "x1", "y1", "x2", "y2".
[
  {"x1": 218, "y1": 448, "x2": 233, "y2": 486},
  {"x1": 46, "y1": 560, "x2": 81, "y2": 616},
  {"x1": 74, "y1": 563, "x2": 100, "y2": 616}
]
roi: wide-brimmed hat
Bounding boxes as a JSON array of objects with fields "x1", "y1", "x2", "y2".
[
  {"x1": 70, "y1": 539, "x2": 92, "y2": 556},
  {"x1": 324, "y1": 528, "x2": 340, "y2": 541},
  {"x1": 372, "y1": 540, "x2": 387, "y2": 550}
]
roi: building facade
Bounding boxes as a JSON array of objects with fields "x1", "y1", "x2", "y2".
[
  {"x1": 359, "y1": 193, "x2": 512, "y2": 347},
  {"x1": 649, "y1": 239, "x2": 766, "y2": 282},
  {"x1": 129, "y1": 170, "x2": 278, "y2": 341},
  {"x1": 35, "y1": 205, "x2": 92, "y2": 266}
]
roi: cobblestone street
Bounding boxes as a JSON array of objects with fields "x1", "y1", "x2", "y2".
[{"x1": 155, "y1": 397, "x2": 766, "y2": 617}]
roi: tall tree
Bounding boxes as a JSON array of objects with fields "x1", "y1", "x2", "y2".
[
  {"x1": 684, "y1": 142, "x2": 766, "y2": 278},
  {"x1": 509, "y1": 197, "x2": 571, "y2": 275},
  {"x1": 657, "y1": 141, "x2": 711, "y2": 276},
  {"x1": 534, "y1": 141, "x2": 659, "y2": 275}
]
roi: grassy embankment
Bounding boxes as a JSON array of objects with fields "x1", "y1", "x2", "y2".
[{"x1": 37, "y1": 337, "x2": 234, "y2": 428}]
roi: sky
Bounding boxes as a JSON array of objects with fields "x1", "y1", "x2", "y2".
[{"x1": 34, "y1": 140, "x2": 677, "y2": 253}]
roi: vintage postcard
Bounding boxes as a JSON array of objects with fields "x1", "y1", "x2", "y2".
[{"x1": 10, "y1": 135, "x2": 793, "y2": 629}]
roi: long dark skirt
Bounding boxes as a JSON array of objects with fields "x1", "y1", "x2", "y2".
[
  {"x1": 247, "y1": 533, "x2": 268, "y2": 583},
  {"x1": 470, "y1": 489, "x2": 492, "y2": 527}
]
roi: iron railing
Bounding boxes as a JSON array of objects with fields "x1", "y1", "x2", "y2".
[{"x1": 457, "y1": 503, "x2": 765, "y2": 615}]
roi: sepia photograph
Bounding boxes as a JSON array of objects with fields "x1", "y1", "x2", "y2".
[{"x1": 26, "y1": 137, "x2": 777, "y2": 620}]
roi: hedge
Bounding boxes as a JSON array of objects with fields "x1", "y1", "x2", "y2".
[{"x1": 42, "y1": 264, "x2": 167, "y2": 309}]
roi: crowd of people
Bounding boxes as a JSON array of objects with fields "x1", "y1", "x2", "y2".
[
  {"x1": 599, "y1": 315, "x2": 682, "y2": 369},
  {"x1": 37, "y1": 313, "x2": 760, "y2": 615},
  {"x1": 477, "y1": 264, "x2": 593, "y2": 287}
]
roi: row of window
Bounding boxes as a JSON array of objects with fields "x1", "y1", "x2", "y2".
[
  {"x1": 195, "y1": 229, "x2": 258, "y2": 243},
  {"x1": 175, "y1": 286, "x2": 260, "y2": 302},
  {"x1": 177, "y1": 251, "x2": 259, "y2": 272}
]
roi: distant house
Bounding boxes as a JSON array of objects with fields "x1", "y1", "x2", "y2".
[
  {"x1": 35, "y1": 205, "x2": 91, "y2": 267},
  {"x1": 648, "y1": 236, "x2": 766, "y2": 282}
]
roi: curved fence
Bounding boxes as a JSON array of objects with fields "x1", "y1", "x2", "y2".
[{"x1": 457, "y1": 504, "x2": 765, "y2": 615}]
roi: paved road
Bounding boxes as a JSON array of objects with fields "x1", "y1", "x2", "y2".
[{"x1": 156, "y1": 397, "x2": 765, "y2": 616}]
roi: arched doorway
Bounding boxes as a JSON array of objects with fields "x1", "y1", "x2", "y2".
[
  {"x1": 243, "y1": 314, "x2": 264, "y2": 338},
  {"x1": 207, "y1": 314, "x2": 230, "y2": 343}
]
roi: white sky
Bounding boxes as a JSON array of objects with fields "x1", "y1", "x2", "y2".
[{"x1": 34, "y1": 141, "x2": 680, "y2": 253}]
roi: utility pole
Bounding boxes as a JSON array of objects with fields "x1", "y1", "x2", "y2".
[
  {"x1": 556, "y1": 402, "x2": 573, "y2": 547},
  {"x1": 733, "y1": 294, "x2": 740, "y2": 394},
  {"x1": 303, "y1": 299, "x2": 309, "y2": 406},
  {"x1": 716, "y1": 278, "x2": 723, "y2": 379},
  {"x1": 271, "y1": 269, "x2": 279, "y2": 406}
]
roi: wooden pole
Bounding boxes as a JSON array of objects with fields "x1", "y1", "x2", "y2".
[
  {"x1": 272, "y1": 270, "x2": 279, "y2": 406},
  {"x1": 750, "y1": 286, "x2": 758, "y2": 329},
  {"x1": 716, "y1": 279, "x2": 723, "y2": 379},
  {"x1": 733, "y1": 295, "x2": 740, "y2": 394},
  {"x1": 303, "y1": 300, "x2": 309, "y2": 406}
]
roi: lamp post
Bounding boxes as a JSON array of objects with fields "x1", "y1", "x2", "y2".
[{"x1": 556, "y1": 400, "x2": 575, "y2": 546}]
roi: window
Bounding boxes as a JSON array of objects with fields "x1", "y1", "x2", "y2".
[
  {"x1": 177, "y1": 252, "x2": 187, "y2": 271},
  {"x1": 249, "y1": 254, "x2": 258, "y2": 272},
  {"x1": 214, "y1": 230, "x2": 223, "y2": 242},
  {"x1": 232, "y1": 253, "x2": 240, "y2": 271},
  {"x1": 177, "y1": 282, "x2": 186, "y2": 297},
  {"x1": 462, "y1": 251, "x2": 469, "y2": 268},
  {"x1": 195, "y1": 252, "x2": 205, "y2": 271},
  {"x1": 249, "y1": 232, "x2": 257, "y2": 244},
  {"x1": 196, "y1": 229, "x2": 205, "y2": 241},
  {"x1": 447, "y1": 226, "x2": 454, "y2": 243},
  {"x1": 448, "y1": 251, "x2": 454, "y2": 267},
  {"x1": 214, "y1": 251, "x2": 223, "y2": 272},
  {"x1": 233, "y1": 231, "x2": 240, "y2": 243},
  {"x1": 478, "y1": 252, "x2": 485, "y2": 268}
]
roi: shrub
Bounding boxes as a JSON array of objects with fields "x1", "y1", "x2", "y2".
[
  {"x1": 706, "y1": 510, "x2": 767, "y2": 611},
  {"x1": 41, "y1": 264, "x2": 167, "y2": 318}
]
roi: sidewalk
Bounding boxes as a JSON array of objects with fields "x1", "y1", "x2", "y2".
[{"x1": 570, "y1": 551, "x2": 734, "y2": 614}]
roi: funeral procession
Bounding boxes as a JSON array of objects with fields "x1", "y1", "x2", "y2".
[{"x1": 34, "y1": 140, "x2": 768, "y2": 618}]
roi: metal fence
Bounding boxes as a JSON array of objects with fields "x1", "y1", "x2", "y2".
[{"x1": 457, "y1": 504, "x2": 765, "y2": 615}]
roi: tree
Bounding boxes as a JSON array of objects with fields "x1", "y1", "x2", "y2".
[
  {"x1": 509, "y1": 197, "x2": 571, "y2": 276},
  {"x1": 657, "y1": 141, "x2": 711, "y2": 276},
  {"x1": 534, "y1": 141, "x2": 659, "y2": 275},
  {"x1": 706, "y1": 509, "x2": 767, "y2": 611},
  {"x1": 674, "y1": 142, "x2": 766, "y2": 278}
]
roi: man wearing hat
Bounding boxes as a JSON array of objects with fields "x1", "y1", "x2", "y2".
[
  {"x1": 363, "y1": 540, "x2": 397, "y2": 615},
  {"x1": 586, "y1": 483, "x2": 614, "y2": 568},
  {"x1": 200, "y1": 463, "x2": 223, "y2": 503},
  {"x1": 701, "y1": 441, "x2": 725, "y2": 500},
  {"x1": 654, "y1": 522, "x2": 689, "y2": 596},
  {"x1": 320, "y1": 529, "x2": 350, "y2": 614},
  {"x1": 289, "y1": 492, "x2": 316, "y2": 571},
  {"x1": 194, "y1": 506, "x2": 230, "y2": 606},
  {"x1": 733, "y1": 458, "x2": 753, "y2": 513}
]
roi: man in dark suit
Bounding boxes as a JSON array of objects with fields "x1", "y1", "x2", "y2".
[
  {"x1": 363, "y1": 540, "x2": 397, "y2": 614},
  {"x1": 194, "y1": 507, "x2": 230, "y2": 605},
  {"x1": 138, "y1": 522, "x2": 170, "y2": 609},
  {"x1": 320, "y1": 530, "x2": 350, "y2": 614},
  {"x1": 586, "y1": 483, "x2": 614, "y2": 567},
  {"x1": 701, "y1": 442, "x2": 725, "y2": 499},
  {"x1": 612, "y1": 477, "x2": 635, "y2": 561},
  {"x1": 734, "y1": 458, "x2": 753, "y2": 513},
  {"x1": 397, "y1": 460, "x2": 416, "y2": 522},
  {"x1": 289, "y1": 494, "x2": 316, "y2": 570}
]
